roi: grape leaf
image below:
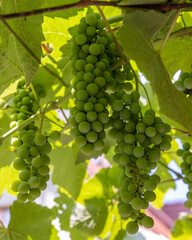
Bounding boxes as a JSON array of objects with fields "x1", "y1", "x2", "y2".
[
  {"x1": 0, "y1": 201, "x2": 53, "y2": 240},
  {"x1": 171, "y1": 214, "x2": 192, "y2": 240},
  {"x1": 0, "y1": 0, "x2": 44, "y2": 86},
  {"x1": 50, "y1": 146, "x2": 86, "y2": 199},
  {"x1": 0, "y1": 164, "x2": 18, "y2": 196},
  {"x1": 152, "y1": 158, "x2": 176, "y2": 209},
  {"x1": 118, "y1": 10, "x2": 192, "y2": 133}
]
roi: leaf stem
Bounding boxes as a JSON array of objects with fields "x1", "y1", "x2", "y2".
[
  {"x1": 138, "y1": 81, "x2": 152, "y2": 109},
  {"x1": 2, "y1": 20, "x2": 68, "y2": 87},
  {"x1": 30, "y1": 83, "x2": 39, "y2": 102},
  {"x1": 172, "y1": 127, "x2": 191, "y2": 135},
  {"x1": 96, "y1": 6, "x2": 124, "y2": 58},
  {"x1": 153, "y1": 27, "x2": 192, "y2": 46},
  {"x1": 159, "y1": 177, "x2": 182, "y2": 184},
  {"x1": 158, "y1": 160, "x2": 183, "y2": 178},
  {"x1": 39, "y1": 112, "x2": 45, "y2": 134},
  {"x1": 0, "y1": 93, "x2": 72, "y2": 143},
  {"x1": 158, "y1": 10, "x2": 182, "y2": 52},
  {"x1": 59, "y1": 107, "x2": 68, "y2": 123}
]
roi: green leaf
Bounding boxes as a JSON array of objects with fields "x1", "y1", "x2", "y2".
[
  {"x1": 171, "y1": 214, "x2": 192, "y2": 240},
  {"x1": 50, "y1": 226, "x2": 59, "y2": 240},
  {"x1": 0, "y1": 0, "x2": 44, "y2": 86},
  {"x1": 152, "y1": 158, "x2": 176, "y2": 209},
  {"x1": 50, "y1": 146, "x2": 86, "y2": 199},
  {"x1": 0, "y1": 202, "x2": 53, "y2": 240},
  {"x1": 118, "y1": 10, "x2": 192, "y2": 133},
  {"x1": 0, "y1": 164, "x2": 18, "y2": 196},
  {"x1": 161, "y1": 37, "x2": 192, "y2": 77}
]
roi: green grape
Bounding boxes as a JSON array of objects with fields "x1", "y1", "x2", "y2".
[
  {"x1": 148, "y1": 150, "x2": 160, "y2": 162},
  {"x1": 17, "y1": 193, "x2": 28, "y2": 203},
  {"x1": 13, "y1": 158, "x2": 26, "y2": 170},
  {"x1": 84, "y1": 102, "x2": 94, "y2": 112},
  {"x1": 145, "y1": 127, "x2": 156, "y2": 137},
  {"x1": 119, "y1": 108, "x2": 131, "y2": 120},
  {"x1": 94, "y1": 139, "x2": 104, "y2": 151},
  {"x1": 140, "y1": 215, "x2": 154, "y2": 228},
  {"x1": 150, "y1": 134, "x2": 162, "y2": 145},
  {"x1": 29, "y1": 188, "x2": 41, "y2": 199},
  {"x1": 32, "y1": 157, "x2": 43, "y2": 168},
  {"x1": 126, "y1": 221, "x2": 139, "y2": 235},
  {"x1": 86, "y1": 83, "x2": 99, "y2": 96},
  {"x1": 39, "y1": 179, "x2": 47, "y2": 191},
  {"x1": 92, "y1": 121, "x2": 103, "y2": 133},
  {"x1": 133, "y1": 146, "x2": 144, "y2": 158},
  {"x1": 174, "y1": 80, "x2": 185, "y2": 91},
  {"x1": 40, "y1": 155, "x2": 50, "y2": 165},
  {"x1": 149, "y1": 174, "x2": 161, "y2": 184},
  {"x1": 135, "y1": 133, "x2": 145, "y2": 143},
  {"x1": 71, "y1": 127, "x2": 81, "y2": 138},
  {"x1": 124, "y1": 134, "x2": 135, "y2": 144},
  {"x1": 119, "y1": 154, "x2": 130, "y2": 165},
  {"x1": 183, "y1": 78, "x2": 192, "y2": 89},
  {"x1": 183, "y1": 142, "x2": 191, "y2": 150},
  {"x1": 29, "y1": 146, "x2": 39, "y2": 157},
  {"x1": 75, "y1": 34, "x2": 87, "y2": 45},
  {"x1": 160, "y1": 141, "x2": 171, "y2": 151},
  {"x1": 19, "y1": 169, "x2": 30, "y2": 181},
  {"x1": 144, "y1": 180, "x2": 157, "y2": 191},
  {"x1": 17, "y1": 147, "x2": 30, "y2": 159},
  {"x1": 143, "y1": 114, "x2": 154, "y2": 126},
  {"x1": 11, "y1": 180, "x2": 22, "y2": 192},
  {"x1": 94, "y1": 103, "x2": 104, "y2": 113},
  {"x1": 75, "y1": 112, "x2": 86, "y2": 123},
  {"x1": 122, "y1": 94, "x2": 132, "y2": 105},
  {"x1": 39, "y1": 142, "x2": 52, "y2": 154},
  {"x1": 131, "y1": 198, "x2": 144, "y2": 210},
  {"x1": 130, "y1": 102, "x2": 141, "y2": 114},
  {"x1": 34, "y1": 134, "x2": 46, "y2": 146},
  {"x1": 118, "y1": 203, "x2": 132, "y2": 217},
  {"x1": 29, "y1": 176, "x2": 40, "y2": 188},
  {"x1": 86, "y1": 26, "x2": 96, "y2": 36},
  {"x1": 86, "y1": 111, "x2": 97, "y2": 122},
  {"x1": 121, "y1": 191, "x2": 134, "y2": 203},
  {"x1": 89, "y1": 43, "x2": 101, "y2": 55},
  {"x1": 38, "y1": 165, "x2": 50, "y2": 176},
  {"x1": 77, "y1": 90, "x2": 88, "y2": 101},
  {"x1": 22, "y1": 134, "x2": 33, "y2": 145},
  {"x1": 81, "y1": 143, "x2": 94, "y2": 155},
  {"x1": 144, "y1": 191, "x2": 156, "y2": 202},
  {"x1": 124, "y1": 122, "x2": 135, "y2": 133},
  {"x1": 11, "y1": 137, "x2": 22, "y2": 147},
  {"x1": 98, "y1": 112, "x2": 109, "y2": 124},
  {"x1": 136, "y1": 158, "x2": 147, "y2": 168},
  {"x1": 124, "y1": 144, "x2": 133, "y2": 155},
  {"x1": 75, "y1": 135, "x2": 87, "y2": 147},
  {"x1": 78, "y1": 121, "x2": 91, "y2": 134},
  {"x1": 94, "y1": 76, "x2": 106, "y2": 88},
  {"x1": 111, "y1": 99, "x2": 124, "y2": 112},
  {"x1": 128, "y1": 184, "x2": 137, "y2": 192},
  {"x1": 18, "y1": 182, "x2": 29, "y2": 194},
  {"x1": 22, "y1": 96, "x2": 31, "y2": 105},
  {"x1": 86, "y1": 131, "x2": 98, "y2": 143},
  {"x1": 50, "y1": 131, "x2": 61, "y2": 141},
  {"x1": 85, "y1": 14, "x2": 97, "y2": 26}
]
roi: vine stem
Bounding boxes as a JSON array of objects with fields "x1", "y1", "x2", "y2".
[
  {"x1": 159, "y1": 177, "x2": 182, "y2": 184},
  {"x1": 138, "y1": 81, "x2": 152, "y2": 109},
  {"x1": 158, "y1": 9, "x2": 182, "y2": 52},
  {"x1": 96, "y1": 6, "x2": 124, "y2": 58},
  {"x1": 39, "y1": 112, "x2": 45, "y2": 134},
  {"x1": 2, "y1": 20, "x2": 68, "y2": 87},
  {"x1": 158, "y1": 160, "x2": 183, "y2": 178},
  {"x1": 30, "y1": 83, "x2": 39, "y2": 102},
  {"x1": 59, "y1": 107, "x2": 68, "y2": 123},
  {"x1": 172, "y1": 127, "x2": 191, "y2": 135},
  {"x1": 1, "y1": 2, "x2": 192, "y2": 20},
  {"x1": 0, "y1": 93, "x2": 72, "y2": 144}
]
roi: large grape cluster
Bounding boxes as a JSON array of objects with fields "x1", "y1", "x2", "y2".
[
  {"x1": 10, "y1": 80, "x2": 61, "y2": 202},
  {"x1": 109, "y1": 90, "x2": 172, "y2": 234},
  {"x1": 176, "y1": 141, "x2": 192, "y2": 208},
  {"x1": 174, "y1": 69, "x2": 192, "y2": 101},
  {"x1": 70, "y1": 13, "x2": 133, "y2": 155}
]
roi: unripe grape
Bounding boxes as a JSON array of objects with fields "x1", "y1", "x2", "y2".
[
  {"x1": 29, "y1": 188, "x2": 41, "y2": 199},
  {"x1": 140, "y1": 216, "x2": 154, "y2": 228},
  {"x1": 19, "y1": 169, "x2": 30, "y2": 181},
  {"x1": 131, "y1": 198, "x2": 144, "y2": 210},
  {"x1": 86, "y1": 83, "x2": 99, "y2": 96},
  {"x1": 144, "y1": 191, "x2": 156, "y2": 202},
  {"x1": 13, "y1": 158, "x2": 26, "y2": 170},
  {"x1": 50, "y1": 131, "x2": 61, "y2": 141},
  {"x1": 75, "y1": 135, "x2": 87, "y2": 147},
  {"x1": 118, "y1": 203, "x2": 132, "y2": 217},
  {"x1": 17, "y1": 193, "x2": 28, "y2": 203},
  {"x1": 85, "y1": 14, "x2": 97, "y2": 26},
  {"x1": 89, "y1": 43, "x2": 101, "y2": 55},
  {"x1": 183, "y1": 142, "x2": 191, "y2": 151},
  {"x1": 81, "y1": 143, "x2": 94, "y2": 155},
  {"x1": 29, "y1": 176, "x2": 40, "y2": 188},
  {"x1": 18, "y1": 182, "x2": 29, "y2": 194},
  {"x1": 17, "y1": 147, "x2": 29, "y2": 159},
  {"x1": 38, "y1": 165, "x2": 50, "y2": 176},
  {"x1": 144, "y1": 180, "x2": 157, "y2": 191},
  {"x1": 126, "y1": 221, "x2": 139, "y2": 235},
  {"x1": 94, "y1": 139, "x2": 104, "y2": 151},
  {"x1": 86, "y1": 131, "x2": 98, "y2": 143},
  {"x1": 133, "y1": 146, "x2": 144, "y2": 158},
  {"x1": 39, "y1": 142, "x2": 52, "y2": 154},
  {"x1": 11, "y1": 180, "x2": 22, "y2": 192},
  {"x1": 34, "y1": 134, "x2": 46, "y2": 146},
  {"x1": 111, "y1": 99, "x2": 124, "y2": 112}
]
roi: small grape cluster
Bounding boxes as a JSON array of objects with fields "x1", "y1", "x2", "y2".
[
  {"x1": 10, "y1": 80, "x2": 61, "y2": 202},
  {"x1": 174, "y1": 69, "x2": 192, "y2": 101},
  {"x1": 177, "y1": 142, "x2": 192, "y2": 208},
  {"x1": 9, "y1": 79, "x2": 40, "y2": 128},
  {"x1": 109, "y1": 91, "x2": 172, "y2": 234}
]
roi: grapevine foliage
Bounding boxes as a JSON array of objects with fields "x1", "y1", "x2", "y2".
[{"x1": 0, "y1": 1, "x2": 192, "y2": 240}]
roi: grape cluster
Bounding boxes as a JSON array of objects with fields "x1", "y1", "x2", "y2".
[
  {"x1": 109, "y1": 91, "x2": 172, "y2": 234},
  {"x1": 174, "y1": 69, "x2": 192, "y2": 101},
  {"x1": 177, "y1": 141, "x2": 192, "y2": 208},
  {"x1": 10, "y1": 80, "x2": 61, "y2": 202},
  {"x1": 70, "y1": 13, "x2": 133, "y2": 155}
]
